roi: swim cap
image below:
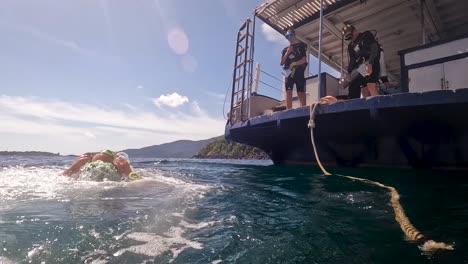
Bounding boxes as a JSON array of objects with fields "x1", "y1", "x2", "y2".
[{"x1": 101, "y1": 149, "x2": 116, "y2": 158}]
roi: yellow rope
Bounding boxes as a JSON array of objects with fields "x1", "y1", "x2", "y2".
[
  {"x1": 308, "y1": 102, "x2": 331, "y2": 176},
  {"x1": 308, "y1": 101, "x2": 454, "y2": 252}
]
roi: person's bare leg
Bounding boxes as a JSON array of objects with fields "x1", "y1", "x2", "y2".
[
  {"x1": 297, "y1": 92, "x2": 306, "y2": 106},
  {"x1": 286, "y1": 90, "x2": 293, "y2": 109},
  {"x1": 63, "y1": 153, "x2": 93, "y2": 177},
  {"x1": 361, "y1": 87, "x2": 370, "y2": 98},
  {"x1": 367, "y1": 83, "x2": 379, "y2": 96}
]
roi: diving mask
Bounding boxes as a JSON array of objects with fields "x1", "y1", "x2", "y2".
[
  {"x1": 285, "y1": 32, "x2": 295, "y2": 40},
  {"x1": 342, "y1": 24, "x2": 355, "y2": 41},
  {"x1": 344, "y1": 33, "x2": 353, "y2": 41}
]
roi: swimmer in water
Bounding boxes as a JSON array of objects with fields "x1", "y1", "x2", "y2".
[{"x1": 63, "y1": 150, "x2": 141, "y2": 181}]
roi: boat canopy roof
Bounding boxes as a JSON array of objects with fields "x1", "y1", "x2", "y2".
[{"x1": 255, "y1": 0, "x2": 468, "y2": 79}]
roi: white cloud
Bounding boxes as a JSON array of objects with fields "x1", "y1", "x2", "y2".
[
  {"x1": 0, "y1": 95, "x2": 224, "y2": 154},
  {"x1": 261, "y1": 23, "x2": 288, "y2": 46},
  {"x1": 136, "y1": 85, "x2": 144, "y2": 90},
  {"x1": 153, "y1": 93, "x2": 189, "y2": 108},
  {"x1": 190, "y1": 101, "x2": 204, "y2": 116}
]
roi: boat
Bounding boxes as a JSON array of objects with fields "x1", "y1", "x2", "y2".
[{"x1": 224, "y1": 0, "x2": 468, "y2": 169}]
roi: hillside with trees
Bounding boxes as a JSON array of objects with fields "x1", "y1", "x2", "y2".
[{"x1": 193, "y1": 139, "x2": 269, "y2": 160}]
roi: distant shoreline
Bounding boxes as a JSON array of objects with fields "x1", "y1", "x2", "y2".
[{"x1": 0, "y1": 151, "x2": 61, "y2": 156}]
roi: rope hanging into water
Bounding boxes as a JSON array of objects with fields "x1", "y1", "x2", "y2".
[{"x1": 307, "y1": 102, "x2": 454, "y2": 252}]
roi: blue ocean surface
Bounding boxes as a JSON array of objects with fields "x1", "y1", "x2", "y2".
[{"x1": 0, "y1": 155, "x2": 466, "y2": 263}]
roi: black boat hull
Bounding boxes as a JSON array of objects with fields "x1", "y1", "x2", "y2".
[{"x1": 225, "y1": 89, "x2": 468, "y2": 169}]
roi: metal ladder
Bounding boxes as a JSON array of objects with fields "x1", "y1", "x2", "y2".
[{"x1": 229, "y1": 18, "x2": 255, "y2": 124}]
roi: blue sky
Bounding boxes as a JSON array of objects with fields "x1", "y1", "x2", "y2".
[{"x1": 0, "y1": 0, "x2": 337, "y2": 154}]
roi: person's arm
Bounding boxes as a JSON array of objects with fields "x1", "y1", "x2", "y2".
[
  {"x1": 289, "y1": 44, "x2": 307, "y2": 69},
  {"x1": 347, "y1": 45, "x2": 355, "y2": 74},
  {"x1": 366, "y1": 42, "x2": 379, "y2": 75},
  {"x1": 368, "y1": 42, "x2": 379, "y2": 64},
  {"x1": 113, "y1": 157, "x2": 133, "y2": 177},
  {"x1": 113, "y1": 157, "x2": 141, "y2": 181},
  {"x1": 62, "y1": 153, "x2": 94, "y2": 177},
  {"x1": 364, "y1": 32, "x2": 379, "y2": 74},
  {"x1": 280, "y1": 46, "x2": 293, "y2": 66},
  {"x1": 288, "y1": 57, "x2": 307, "y2": 69}
]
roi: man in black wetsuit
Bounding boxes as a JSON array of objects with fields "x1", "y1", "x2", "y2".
[
  {"x1": 343, "y1": 25, "x2": 380, "y2": 99},
  {"x1": 280, "y1": 28, "x2": 308, "y2": 109}
]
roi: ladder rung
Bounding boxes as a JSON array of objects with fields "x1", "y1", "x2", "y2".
[
  {"x1": 235, "y1": 61, "x2": 246, "y2": 69},
  {"x1": 239, "y1": 20, "x2": 249, "y2": 31},
  {"x1": 239, "y1": 33, "x2": 254, "y2": 44},
  {"x1": 238, "y1": 34, "x2": 246, "y2": 43},
  {"x1": 235, "y1": 75, "x2": 244, "y2": 82}
]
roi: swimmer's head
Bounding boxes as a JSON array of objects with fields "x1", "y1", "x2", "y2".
[
  {"x1": 92, "y1": 152, "x2": 115, "y2": 163},
  {"x1": 101, "y1": 149, "x2": 117, "y2": 158},
  {"x1": 116, "y1": 152, "x2": 129, "y2": 162}
]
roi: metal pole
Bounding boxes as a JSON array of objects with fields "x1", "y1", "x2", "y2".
[
  {"x1": 317, "y1": 0, "x2": 324, "y2": 98},
  {"x1": 240, "y1": 19, "x2": 250, "y2": 121},
  {"x1": 340, "y1": 36, "x2": 344, "y2": 79},
  {"x1": 229, "y1": 32, "x2": 241, "y2": 124},
  {"x1": 420, "y1": 0, "x2": 426, "y2": 44},
  {"x1": 253, "y1": 63, "x2": 260, "y2": 94},
  {"x1": 250, "y1": 15, "x2": 256, "y2": 90},
  {"x1": 248, "y1": 15, "x2": 257, "y2": 119}
]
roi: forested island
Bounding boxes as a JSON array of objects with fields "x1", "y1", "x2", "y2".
[{"x1": 193, "y1": 139, "x2": 269, "y2": 160}]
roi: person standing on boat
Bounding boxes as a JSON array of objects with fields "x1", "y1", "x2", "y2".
[
  {"x1": 280, "y1": 28, "x2": 308, "y2": 109},
  {"x1": 342, "y1": 25, "x2": 380, "y2": 99}
]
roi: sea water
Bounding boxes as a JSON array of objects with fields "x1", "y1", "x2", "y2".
[{"x1": 0, "y1": 155, "x2": 466, "y2": 263}]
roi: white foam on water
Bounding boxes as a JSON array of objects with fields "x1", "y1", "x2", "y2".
[
  {"x1": 113, "y1": 227, "x2": 203, "y2": 262},
  {"x1": 0, "y1": 256, "x2": 17, "y2": 264},
  {"x1": 0, "y1": 166, "x2": 130, "y2": 204},
  {"x1": 144, "y1": 169, "x2": 212, "y2": 193},
  {"x1": 0, "y1": 166, "x2": 69, "y2": 202},
  {"x1": 0, "y1": 166, "x2": 212, "y2": 205},
  {"x1": 81, "y1": 249, "x2": 110, "y2": 264},
  {"x1": 179, "y1": 220, "x2": 218, "y2": 230},
  {"x1": 171, "y1": 212, "x2": 185, "y2": 218},
  {"x1": 1, "y1": 165, "x2": 216, "y2": 263}
]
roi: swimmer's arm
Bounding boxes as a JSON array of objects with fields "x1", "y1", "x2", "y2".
[
  {"x1": 113, "y1": 157, "x2": 133, "y2": 177},
  {"x1": 62, "y1": 153, "x2": 94, "y2": 178}
]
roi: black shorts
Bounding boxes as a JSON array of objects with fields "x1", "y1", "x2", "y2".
[
  {"x1": 285, "y1": 66, "x2": 306, "y2": 93},
  {"x1": 348, "y1": 62, "x2": 380, "y2": 99},
  {"x1": 367, "y1": 62, "x2": 380, "y2": 83}
]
